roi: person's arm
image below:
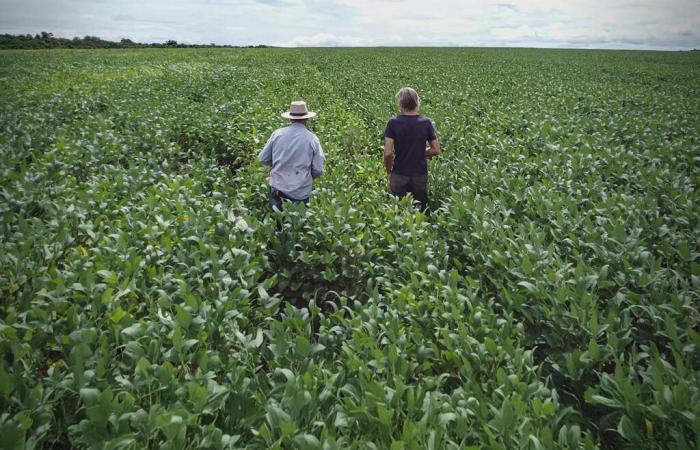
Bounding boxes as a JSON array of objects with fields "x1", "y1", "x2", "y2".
[
  {"x1": 425, "y1": 120, "x2": 440, "y2": 158},
  {"x1": 426, "y1": 138, "x2": 440, "y2": 157},
  {"x1": 311, "y1": 139, "x2": 325, "y2": 179},
  {"x1": 258, "y1": 133, "x2": 275, "y2": 166},
  {"x1": 384, "y1": 137, "x2": 394, "y2": 175}
]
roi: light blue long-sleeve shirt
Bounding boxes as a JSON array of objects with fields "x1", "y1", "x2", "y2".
[{"x1": 258, "y1": 123, "x2": 325, "y2": 200}]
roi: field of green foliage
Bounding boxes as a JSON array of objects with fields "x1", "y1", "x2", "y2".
[{"x1": 0, "y1": 47, "x2": 699, "y2": 449}]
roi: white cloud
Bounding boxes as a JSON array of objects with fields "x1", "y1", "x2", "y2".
[
  {"x1": 319, "y1": 0, "x2": 700, "y2": 49},
  {"x1": 0, "y1": 0, "x2": 698, "y2": 49},
  {"x1": 491, "y1": 25, "x2": 537, "y2": 41},
  {"x1": 274, "y1": 32, "x2": 373, "y2": 47}
]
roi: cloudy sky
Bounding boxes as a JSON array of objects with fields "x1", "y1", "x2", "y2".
[{"x1": 1, "y1": 0, "x2": 699, "y2": 49}]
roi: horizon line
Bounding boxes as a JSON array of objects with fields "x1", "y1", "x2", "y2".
[{"x1": 1, "y1": 31, "x2": 698, "y2": 52}]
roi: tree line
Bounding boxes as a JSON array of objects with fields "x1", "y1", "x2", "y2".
[{"x1": 0, "y1": 32, "x2": 270, "y2": 49}]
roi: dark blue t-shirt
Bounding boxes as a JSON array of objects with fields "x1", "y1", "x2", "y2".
[{"x1": 384, "y1": 115, "x2": 436, "y2": 176}]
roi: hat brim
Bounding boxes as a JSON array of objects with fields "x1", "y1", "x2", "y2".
[{"x1": 281, "y1": 111, "x2": 317, "y2": 119}]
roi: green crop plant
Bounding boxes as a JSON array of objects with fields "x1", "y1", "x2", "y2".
[{"x1": 0, "y1": 47, "x2": 698, "y2": 449}]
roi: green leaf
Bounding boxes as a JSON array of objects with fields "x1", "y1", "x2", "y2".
[
  {"x1": 79, "y1": 388, "x2": 101, "y2": 405},
  {"x1": 267, "y1": 403, "x2": 291, "y2": 428},
  {"x1": 528, "y1": 435, "x2": 543, "y2": 450},
  {"x1": 377, "y1": 403, "x2": 392, "y2": 425},
  {"x1": 292, "y1": 433, "x2": 321, "y2": 449},
  {"x1": 121, "y1": 323, "x2": 144, "y2": 338},
  {"x1": 541, "y1": 401, "x2": 555, "y2": 417},
  {"x1": 390, "y1": 441, "x2": 405, "y2": 450},
  {"x1": 0, "y1": 364, "x2": 14, "y2": 397},
  {"x1": 617, "y1": 415, "x2": 637, "y2": 441},
  {"x1": 484, "y1": 337, "x2": 497, "y2": 355},
  {"x1": 334, "y1": 411, "x2": 350, "y2": 428},
  {"x1": 438, "y1": 412, "x2": 457, "y2": 426},
  {"x1": 587, "y1": 338, "x2": 600, "y2": 360},
  {"x1": 110, "y1": 307, "x2": 126, "y2": 324},
  {"x1": 187, "y1": 382, "x2": 207, "y2": 409},
  {"x1": 295, "y1": 335, "x2": 311, "y2": 358},
  {"x1": 273, "y1": 368, "x2": 295, "y2": 384},
  {"x1": 175, "y1": 306, "x2": 192, "y2": 329},
  {"x1": 568, "y1": 425, "x2": 581, "y2": 448},
  {"x1": 0, "y1": 418, "x2": 24, "y2": 450},
  {"x1": 522, "y1": 256, "x2": 533, "y2": 275},
  {"x1": 252, "y1": 328, "x2": 264, "y2": 348},
  {"x1": 104, "y1": 434, "x2": 136, "y2": 450},
  {"x1": 590, "y1": 394, "x2": 622, "y2": 409},
  {"x1": 101, "y1": 288, "x2": 114, "y2": 305},
  {"x1": 517, "y1": 281, "x2": 537, "y2": 294},
  {"x1": 136, "y1": 357, "x2": 150, "y2": 374}
]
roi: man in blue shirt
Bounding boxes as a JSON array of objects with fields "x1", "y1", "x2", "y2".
[
  {"x1": 384, "y1": 87, "x2": 440, "y2": 212},
  {"x1": 259, "y1": 101, "x2": 325, "y2": 211}
]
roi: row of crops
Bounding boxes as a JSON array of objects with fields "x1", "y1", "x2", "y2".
[{"x1": 0, "y1": 48, "x2": 698, "y2": 449}]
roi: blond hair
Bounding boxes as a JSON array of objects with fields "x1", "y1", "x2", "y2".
[{"x1": 396, "y1": 87, "x2": 420, "y2": 111}]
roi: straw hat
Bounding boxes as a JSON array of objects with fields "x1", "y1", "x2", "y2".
[{"x1": 281, "y1": 100, "x2": 317, "y2": 119}]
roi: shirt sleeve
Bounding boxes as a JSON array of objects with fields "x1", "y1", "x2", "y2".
[
  {"x1": 383, "y1": 119, "x2": 395, "y2": 140},
  {"x1": 427, "y1": 120, "x2": 437, "y2": 142},
  {"x1": 311, "y1": 138, "x2": 325, "y2": 179},
  {"x1": 258, "y1": 132, "x2": 275, "y2": 165}
]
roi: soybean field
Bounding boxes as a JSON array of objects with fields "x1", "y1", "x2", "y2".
[{"x1": 0, "y1": 48, "x2": 699, "y2": 449}]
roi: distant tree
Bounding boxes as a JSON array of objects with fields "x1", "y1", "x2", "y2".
[{"x1": 0, "y1": 32, "x2": 273, "y2": 49}]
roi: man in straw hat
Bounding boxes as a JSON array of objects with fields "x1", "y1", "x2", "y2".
[{"x1": 259, "y1": 100, "x2": 325, "y2": 211}]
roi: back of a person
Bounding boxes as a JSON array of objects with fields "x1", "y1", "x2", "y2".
[
  {"x1": 270, "y1": 124, "x2": 318, "y2": 193},
  {"x1": 387, "y1": 114, "x2": 434, "y2": 177},
  {"x1": 383, "y1": 87, "x2": 440, "y2": 212},
  {"x1": 259, "y1": 100, "x2": 325, "y2": 211}
]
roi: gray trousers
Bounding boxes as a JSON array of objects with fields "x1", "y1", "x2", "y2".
[{"x1": 390, "y1": 172, "x2": 428, "y2": 212}]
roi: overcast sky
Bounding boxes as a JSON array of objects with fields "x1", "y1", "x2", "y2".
[{"x1": 1, "y1": 0, "x2": 699, "y2": 50}]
